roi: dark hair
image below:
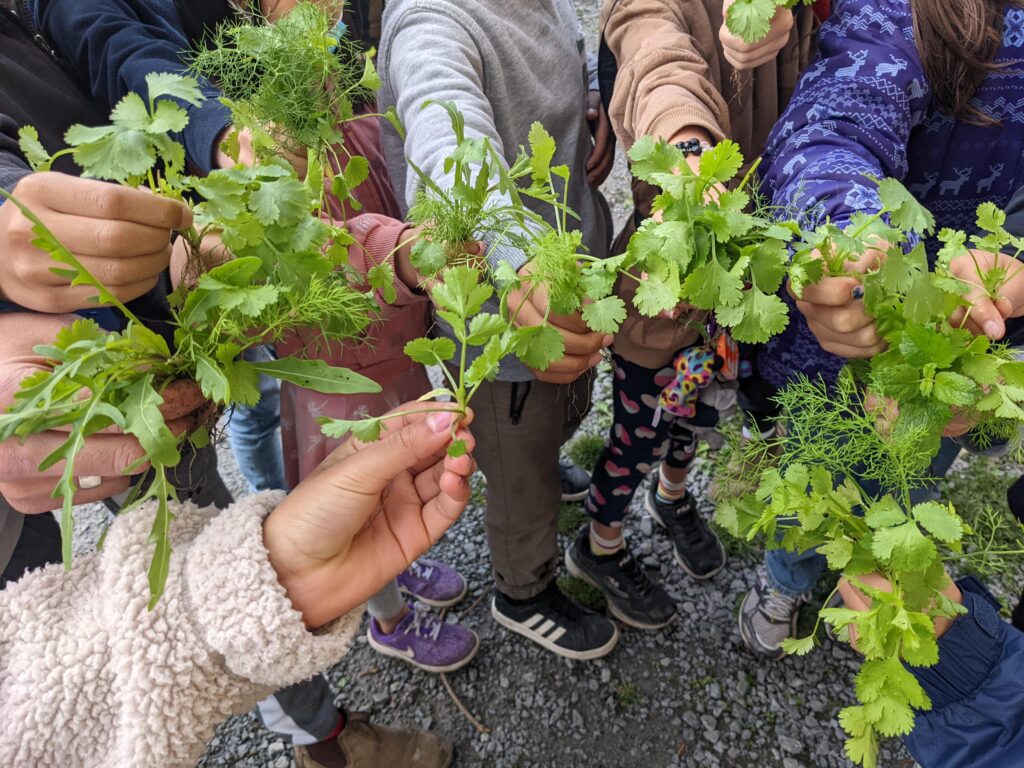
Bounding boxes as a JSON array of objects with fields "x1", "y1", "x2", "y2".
[{"x1": 910, "y1": 0, "x2": 1015, "y2": 124}]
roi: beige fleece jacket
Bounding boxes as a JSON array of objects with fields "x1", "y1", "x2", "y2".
[
  {"x1": 0, "y1": 492, "x2": 362, "y2": 767},
  {"x1": 602, "y1": 0, "x2": 818, "y2": 368}
]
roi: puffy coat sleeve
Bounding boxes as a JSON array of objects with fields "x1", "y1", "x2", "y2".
[
  {"x1": 904, "y1": 578, "x2": 1024, "y2": 768},
  {"x1": 0, "y1": 491, "x2": 362, "y2": 767},
  {"x1": 759, "y1": 0, "x2": 930, "y2": 227}
]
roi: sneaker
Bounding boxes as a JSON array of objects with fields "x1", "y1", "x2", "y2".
[
  {"x1": 645, "y1": 482, "x2": 726, "y2": 580},
  {"x1": 294, "y1": 713, "x2": 453, "y2": 768},
  {"x1": 564, "y1": 527, "x2": 677, "y2": 630},
  {"x1": 397, "y1": 558, "x2": 467, "y2": 608},
  {"x1": 560, "y1": 456, "x2": 591, "y2": 502},
  {"x1": 367, "y1": 603, "x2": 479, "y2": 673},
  {"x1": 738, "y1": 573, "x2": 804, "y2": 660},
  {"x1": 491, "y1": 581, "x2": 619, "y2": 661}
]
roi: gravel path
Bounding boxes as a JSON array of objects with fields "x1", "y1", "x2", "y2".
[{"x1": 67, "y1": 3, "x2": 1024, "y2": 766}]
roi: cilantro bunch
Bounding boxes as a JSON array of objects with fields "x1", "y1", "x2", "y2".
[
  {"x1": 623, "y1": 138, "x2": 816, "y2": 343},
  {"x1": 6, "y1": 74, "x2": 381, "y2": 606},
  {"x1": 717, "y1": 181, "x2": 1024, "y2": 767}
]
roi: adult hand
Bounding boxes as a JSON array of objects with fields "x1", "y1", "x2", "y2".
[
  {"x1": 720, "y1": 0, "x2": 795, "y2": 71},
  {"x1": 949, "y1": 249, "x2": 1024, "y2": 340},
  {"x1": 0, "y1": 313, "x2": 207, "y2": 512},
  {"x1": 506, "y1": 261, "x2": 612, "y2": 384},
  {"x1": 838, "y1": 572, "x2": 962, "y2": 650},
  {"x1": 790, "y1": 246, "x2": 886, "y2": 358},
  {"x1": 0, "y1": 173, "x2": 191, "y2": 312},
  {"x1": 263, "y1": 404, "x2": 476, "y2": 628},
  {"x1": 585, "y1": 91, "x2": 615, "y2": 188}
]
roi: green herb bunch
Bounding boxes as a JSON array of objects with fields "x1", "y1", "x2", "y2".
[
  {"x1": 716, "y1": 181, "x2": 1024, "y2": 767},
  {"x1": 190, "y1": 1, "x2": 400, "y2": 213},
  {"x1": 622, "y1": 137, "x2": 821, "y2": 343},
  {"x1": 724, "y1": 0, "x2": 815, "y2": 44},
  {"x1": 5, "y1": 73, "x2": 380, "y2": 606}
]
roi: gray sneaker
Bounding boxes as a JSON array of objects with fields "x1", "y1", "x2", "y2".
[{"x1": 738, "y1": 573, "x2": 804, "y2": 660}]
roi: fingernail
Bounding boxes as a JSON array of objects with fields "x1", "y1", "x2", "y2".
[
  {"x1": 589, "y1": 354, "x2": 603, "y2": 367},
  {"x1": 984, "y1": 320, "x2": 1003, "y2": 339},
  {"x1": 602, "y1": 335, "x2": 614, "y2": 347},
  {"x1": 79, "y1": 476, "x2": 102, "y2": 490},
  {"x1": 428, "y1": 411, "x2": 453, "y2": 433},
  {"x1": 851, "y1": 286, "x2": 864, "y2": 300}
]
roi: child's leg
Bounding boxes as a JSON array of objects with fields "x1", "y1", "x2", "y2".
[
  {"x1": 654, "y1": 420, "x2": 698, "y2": 502},
  {"x1": 585, "y1": 354, "x2": 673, "y2": 547}
]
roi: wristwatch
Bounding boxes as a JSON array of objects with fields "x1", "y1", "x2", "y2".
[{"x1": 674, "y1": 138, "x2": 714, "y2": 157}]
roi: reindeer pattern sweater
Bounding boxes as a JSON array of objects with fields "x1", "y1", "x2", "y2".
[
  {"x1": 758, "y1": 0, "x2": 1024, "y2": 388},
  {"x1": 0, "y1": 492, "x2": 362, "y2": 767}
]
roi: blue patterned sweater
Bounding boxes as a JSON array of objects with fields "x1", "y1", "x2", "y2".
[{"x1": 757, "y1": 0, "x2": 1024, "y2": 389}]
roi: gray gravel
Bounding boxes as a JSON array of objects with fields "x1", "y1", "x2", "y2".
[{"x1": 64, "y1": 2, "x2": 1022, "y2": 766}]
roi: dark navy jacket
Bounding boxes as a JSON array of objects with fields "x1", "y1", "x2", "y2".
[{"x1": 29, "y1": 0, "x2": 230, "y2": 173}]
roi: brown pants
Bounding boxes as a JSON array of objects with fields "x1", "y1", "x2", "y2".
[{"x1": 470, "y1": 373, "x2": 593, "y2": 600}]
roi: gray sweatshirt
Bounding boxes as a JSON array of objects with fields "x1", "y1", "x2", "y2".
[{"x1": 378, "y1": 0, "x2": 610, "y2": 381}]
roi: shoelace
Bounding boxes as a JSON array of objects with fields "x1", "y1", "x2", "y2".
[
  {"x1": 759, "y1": 581, "x2": 801, "y2": 623},
  {"x1": 403, "y1": 603, "x2": 442, "y2": 641},
  {"x1": 613, "y1": 552, "x2": 655, "y2": 596},
  {"x1": 671, "y1": 506, "x2": 709, "y2": 546},
  {"x1": 407, "y1": 559, "x2": 435, "y2": 582}
]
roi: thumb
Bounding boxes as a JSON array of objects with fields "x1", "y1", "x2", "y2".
[
  {"x1": 971, "y1": 295, "x2": 1007, "y2": 340},
  {"x1": 341, "y1": 410, "x2": 457, "y2": 495}
]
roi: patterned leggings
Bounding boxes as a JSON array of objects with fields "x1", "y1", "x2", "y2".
[{"x1": 585, "y1": 354, "x2": 699, "y2": 527}]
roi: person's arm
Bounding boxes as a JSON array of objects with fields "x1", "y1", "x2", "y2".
[
  {"x1": 760, "y1": 0, "x2": 929, "y2": 228},
  {"x1": 33, "y1": 0, "x2": 231, "y2": 173},
  {"x1": 602, "y1": 0, "x2": 729, "y2": 153},
  {"x1": 903, "y1": 579, "x2": 1024, "y2": 768}
]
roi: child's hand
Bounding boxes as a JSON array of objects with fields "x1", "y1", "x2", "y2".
[
  {"x1": 263, "y1": 403, "x2": 475, "y2": 629},
  {"x1": 720, "y1": 0, "x2": 795, "y2": 71},
  {"x1": 506, "y1": 261, "x2": 613, "y2": 384},
  {"x1": 585, "y1": 91, "x2": 615, "y2": 187},
  {"x1": 394, "y1": 232, "x2": 485, "y2": 292},
  {"x1": 0, "y1": 173, "x2": 190, "y2": 312},
  {"x1": 790, "y1": 245, "x2": 887, "y2": 358},
  {"x1": 949, "y1": 249, "x2": 1024, "y2": 340},
  {"x1": 838, "y1": 572, "x2": 962, "y2": 651}
]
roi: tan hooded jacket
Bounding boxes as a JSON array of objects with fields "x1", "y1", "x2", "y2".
[{"x1": 602, "y1": 0, "x2": 818, "y2": 367}]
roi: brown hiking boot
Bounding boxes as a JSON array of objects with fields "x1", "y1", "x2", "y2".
[{"x1": 294, "y1": 713, "x2": 453, "y2": 768}]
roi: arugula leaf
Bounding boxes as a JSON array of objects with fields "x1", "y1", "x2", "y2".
[{"x1": 250, "y1": 358, "x2": 382, "y2": 395}]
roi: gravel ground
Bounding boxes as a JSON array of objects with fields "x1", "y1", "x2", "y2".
[{"x1": 66, "y1": 2, "x2": 1024, "y2": 766}]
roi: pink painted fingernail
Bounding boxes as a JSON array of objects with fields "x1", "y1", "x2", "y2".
[{"x1": 428, "y1": 411, "x2": 453, "y2": 433}]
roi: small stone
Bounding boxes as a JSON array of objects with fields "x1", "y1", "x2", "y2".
[
  {"x1": 778, "y1": 735, "x2": 803, "y2": 755},
  {"x1": 273, "y1": 757, "x2": 289, "y2": 768},
  {"x1": 640, "y1": 518, "x2": 654, "y2": 537},
  {"x1": 601, "y1": 668, "x2": 612, "y2": 684},
  {"x1": 268, "y1": 741, "x2": 285, "y2": 754}
]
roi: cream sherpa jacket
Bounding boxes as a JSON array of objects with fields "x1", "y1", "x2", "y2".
[{"x1": 0, "y1": 491, "x2": 362, "y2": 767}]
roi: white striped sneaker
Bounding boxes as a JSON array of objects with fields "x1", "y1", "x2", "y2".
[{"x1": 491, "y1": 582, "x2": 619, "y2": 661}]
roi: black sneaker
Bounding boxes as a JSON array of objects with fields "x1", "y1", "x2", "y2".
[
  {"x1": 645, "y1": 481, "x2": 726, "y2": 580},
  {"x1": 559, "y1": 456, "x2": 590, "y2": 502},
  {"x1": 564, "y1": 527, "x2": 677, "y2": 630},
  {"x1": 491, "y1": 581, "x2": 619, "y2": 660}
]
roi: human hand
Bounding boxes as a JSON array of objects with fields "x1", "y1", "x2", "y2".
[
  {"x1": 949, "y1": 249, "x2": 1024, "y2": 340},
  {"x1": 263, "y1": 404, "x2": 476, "y2": 628},
  {"x1": 790, "y1": 245, "x2": 887, "y2": 358},
  {"x1": 0, "y1": 313, "x2": 208, "y2": 512},
  {"x1": 720, "y1": 0, "x2": 795, "y2": 70},
  {"x1": 585, "y1": 91, "x2": 615, "y2": 187},
  {"x1": 215, "y1": 125, "x2": 309, "y2": 178},
  {"x1": 838, "y1": 572, "x2": 962, "y2": 650},
  {"x1": 0, "y1": 173, "x2": 191, "y2": 312},
  {"x1": 864, "y1": 390, "x2": 975, "y2": 439},
  {"x1": 506, "y1": 261, "x2": 613, "y2": 384},
  {"x1": 394, "y1": 230, "x2": 485, "y2": 292}
]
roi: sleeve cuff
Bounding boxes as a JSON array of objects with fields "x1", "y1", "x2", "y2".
[
  {"x1": 182, "y1": 99, "x2": 234, "y2": 176},
  {"x1": 911, "y1": 579, "x2": 1005, "y2": 710},
  {"x1": 349, "y1": 215, "x2": 424, "y2": 307},
  {"x1": 183, "y1": 491, "x2": 363, "y2": 688}
]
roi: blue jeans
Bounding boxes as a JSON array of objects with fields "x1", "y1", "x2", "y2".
[
  {"x1": 229, "y1": 347, "x2": 286, "y2": 493},
  {"x1": 765, "y1": 437, "x2": 963, "y2": 597}
]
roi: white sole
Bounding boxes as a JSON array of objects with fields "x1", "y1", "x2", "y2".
[
  {"x1": 490, "y1": 598, "x2": 620, "y2": 661},
  {"x1": 645, "y1": 498, "x2": 726, "y2": 581},
  {"x1": 561, "y1": 489, "x2": 589, "y2": 502},
  {"x1": 398, "y1": 580, "x2": 468, "y2": 609},
  {"x1": 366, "y1": 628, "x2": 479, "y2": 673},
  {"x1": 564, "y1": 547, "x2": 677, "y2": 631}
]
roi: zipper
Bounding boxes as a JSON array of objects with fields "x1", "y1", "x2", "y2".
[{"x1": 4, "y1": 0, "x2": 57, "y2": 59}]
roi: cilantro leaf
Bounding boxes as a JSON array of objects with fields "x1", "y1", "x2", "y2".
[{"x1": 582, "y1": 295, "x2": 627, "y2": 335}]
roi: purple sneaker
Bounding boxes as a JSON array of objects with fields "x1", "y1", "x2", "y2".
[
  {"x1": 396, "y1": 558, "x2": 467, "y2": 608},
  {"x1": 367, "y1": 603, "x2": 479, "y2": 673}
]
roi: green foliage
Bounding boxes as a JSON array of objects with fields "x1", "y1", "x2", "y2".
[
  {"x1": 4, "y1": 74, "x2": 380, "y2": 606},
  {"x1": 567, "y1": 433, "x2": 608, "y2": 473},
  {"x1": 557, "y1": 575, "x2": 606, "y2": 613},
  {"x1": 623, "y1": 138, "x2": 805, "y2": 343},
  {"x1": 724, "y1": 0, "x2": 815, "y2": 44}
]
